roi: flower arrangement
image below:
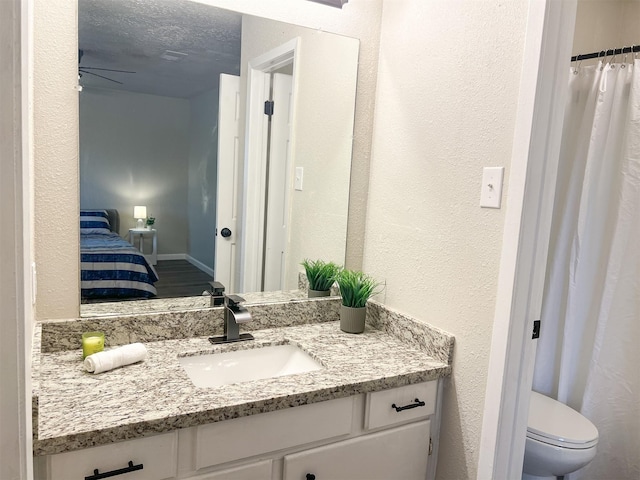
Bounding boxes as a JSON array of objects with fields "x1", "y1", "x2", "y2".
[{"x1": 145, "y1": 216, "x2": 155, "y2": 227}]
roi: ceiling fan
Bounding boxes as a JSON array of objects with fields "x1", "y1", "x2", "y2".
[{"x1": 78, "y1": 49, "x2": 136, "y2": 85}]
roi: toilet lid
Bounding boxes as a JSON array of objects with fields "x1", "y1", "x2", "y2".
[{"x1": 527, "y1": 391, "x2": 598, "y2": 449}]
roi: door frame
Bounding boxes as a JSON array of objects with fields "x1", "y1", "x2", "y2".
[
  {"x1": 240, "y1": 38, "x2": 300, "y2": 293},
  {"x1": 262, "y1": 72, "x2": 294, "y2": 291},
  {"x1": 1, "y1": 0, "x2": 34, "y2": 477},
  {"x1": 477, "y1": 0, "x2": 578, "y2": 477}
]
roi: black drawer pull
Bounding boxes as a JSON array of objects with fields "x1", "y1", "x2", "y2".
[
  {"x1": 391, "y1": 398, "x2": 426, "y2": 412},
  {"x1": 84, "y1": 461, "x2": 143, "y2": 480}
]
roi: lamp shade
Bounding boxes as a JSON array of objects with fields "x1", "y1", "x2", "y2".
[{"x1": 134, "y1": 206, "x2": 147, "y2": 219}]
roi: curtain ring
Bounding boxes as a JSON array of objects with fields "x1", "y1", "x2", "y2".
[
  {"x1": 620, "y1": 46, "x2": 629, "y2": 68},
  {"x1": 598, "y1": 49, "x2": 607, "y2": 70},
  {"x1": 572, "y1": 54, "x2": 580, "y2": 75}
]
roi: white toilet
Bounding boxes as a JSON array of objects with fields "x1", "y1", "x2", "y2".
[{"x1": 522, "y1": 391, "x2": 599, "y2": 480}]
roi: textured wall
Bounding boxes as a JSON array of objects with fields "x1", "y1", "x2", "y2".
[
  {"x1": 363, "y1": 1, "x2": 527, "y2": 478},
  {"x1": 187, "y1": 88, "x2": 219, "y2": 269},
  {"x1": 79, "y1": 89, "x2": 191, "y2": 255},
  {"x1": 34, "y1": 0, "x2": 79, "y2": 319},
  {"x1": 241, "y1": 15, "x2": 359, "y2": 289}
]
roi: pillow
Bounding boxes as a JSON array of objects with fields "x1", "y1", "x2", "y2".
[{"x1": 80, "y1": 210, "x2": 111, "y2": 235}]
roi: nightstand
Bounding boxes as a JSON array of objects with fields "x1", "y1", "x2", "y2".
[{"x1": 128, "y1": 228, "x2": 157, "y2": 266}]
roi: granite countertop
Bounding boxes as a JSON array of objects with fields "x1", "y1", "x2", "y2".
[{"x1": 34, "y1": 318, "x2": 452, "y2": 456}]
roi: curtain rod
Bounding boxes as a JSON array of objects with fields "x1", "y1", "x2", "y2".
[{"x1": 571, "y1": 45, "x2": 640, "y2": 62}]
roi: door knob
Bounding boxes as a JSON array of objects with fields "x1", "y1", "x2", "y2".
[{"x1": 221, "y1": 228, "x2": 232, "y2": 238}]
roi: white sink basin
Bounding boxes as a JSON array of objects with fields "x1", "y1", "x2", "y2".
[{"x1": 179, "y1": 344, "x2": 323, "y2": 388}]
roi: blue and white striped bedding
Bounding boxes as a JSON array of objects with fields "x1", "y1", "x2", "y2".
[
  {"x1": 80, "y1": 210, "x2": 112, "y2": 235},
  {"x1": 80, "y1": 210, "x2": 158, "y2": 299}
]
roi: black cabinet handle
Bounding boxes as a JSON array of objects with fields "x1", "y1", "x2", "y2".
[
  {"x1": 84, "y1": 461, "x2": 143, "y2": 480},
  {"x1": 391, "y1": 398, "x2": 426, "y2": 412},
  {"x1": 306, "y1": 474, "x2": 316, "y2": 480}
]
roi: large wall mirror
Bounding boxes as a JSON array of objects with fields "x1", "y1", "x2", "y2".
[{"x1": 78, "y1": 0, "x2": 359, "y2": 317}]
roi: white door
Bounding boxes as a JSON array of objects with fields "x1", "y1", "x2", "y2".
[
  {"x1": 262, "y1": 73, "x2": 293, "y2": 291},
  {"x1": 215, "y1": 74, "x2": 241, "y2": 292}
]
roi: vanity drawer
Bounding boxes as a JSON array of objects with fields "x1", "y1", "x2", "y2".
[
  {"x1": 365, "y1": 381, "x2": 437, "y2": 430},
  {"x1": 48, "y1": 431, "x2": 177, "y2": 480},
  {"x1": 195, "y1": 396, "x2": 353, "y2": 470}
]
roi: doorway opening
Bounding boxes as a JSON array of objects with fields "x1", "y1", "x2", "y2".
[{"x1": 241, "y1": 38, "x2": 299, "y2": 293}]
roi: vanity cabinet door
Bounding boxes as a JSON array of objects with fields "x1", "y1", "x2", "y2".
[{"x1": 283, "y1": 420, "x2": 431, "y2": 480}]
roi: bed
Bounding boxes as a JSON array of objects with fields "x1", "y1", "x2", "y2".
[{"x1": 80, "y1": 209, "x2": 158, "y2": 299}]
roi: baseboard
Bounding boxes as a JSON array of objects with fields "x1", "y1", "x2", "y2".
[
  {"x1": 157, "y1": 253, "x2": 186, "y2": 261},
  {"x1": 186, "y1": 255, "x2": 214, "y2": 277}
]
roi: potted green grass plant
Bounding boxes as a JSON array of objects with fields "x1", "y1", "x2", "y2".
[
  {"x1": 335, "y1": 269, "x2": 381, "y2": 333},
  {"x1": 301, "y1": 259, "x2": 342, "y2": 298}
]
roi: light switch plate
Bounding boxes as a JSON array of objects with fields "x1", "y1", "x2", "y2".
[
  {"x1": 295, "y1": 167, "x2": 304, "y2": 191},
  {"x1": 480, "y1": 166, "x2": 504, "y2": 208}
]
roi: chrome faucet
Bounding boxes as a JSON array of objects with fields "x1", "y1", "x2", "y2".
[
  {"x1": 209, "y1": 293, "x2": 254, "y2": 344},
  {"x1": 223, "y1": 294, "x2": 252, "y2": 340}
]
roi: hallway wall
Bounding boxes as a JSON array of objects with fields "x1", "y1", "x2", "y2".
[{"x1": 363, "y1": 1, "x2": 528, "y2": 478}]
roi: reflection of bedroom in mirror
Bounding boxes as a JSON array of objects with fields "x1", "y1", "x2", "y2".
[
  {"x1": 79, "y1": 0, "x2": 241, "y2": 303},
  {"x1": 78, "y1": 0, "x2": 359, "y2": 313}
]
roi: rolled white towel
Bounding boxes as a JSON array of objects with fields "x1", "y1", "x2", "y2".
[{"x1": 84, "y1": 343, "x2": 148, "y2": 374}]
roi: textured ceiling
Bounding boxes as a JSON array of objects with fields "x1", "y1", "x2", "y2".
[{"x1": 78, "y1": 0, "x2": 242, "y2": 98}]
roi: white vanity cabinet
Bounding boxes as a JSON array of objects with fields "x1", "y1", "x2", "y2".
[{"x1": 36, "y1": 381, "x2": 442, "y2": 480}]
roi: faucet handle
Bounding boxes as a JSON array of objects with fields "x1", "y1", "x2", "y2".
[
  {"x1": 208, "y1": 281, "x2": 225, "y2": 306},
  {"x1": 225, "y1": 294, "x2": 245, "y2": 307},
  {"x1": 209, "y1": 281, "x2": 225, "y2": 295}
]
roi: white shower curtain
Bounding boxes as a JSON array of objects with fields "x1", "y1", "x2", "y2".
[{"x1": 533, "y1": 59, "x2": 640, "y2": 479}]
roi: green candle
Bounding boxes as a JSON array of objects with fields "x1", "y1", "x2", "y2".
[{"x1": 82, "y1": 332, "x2": 104, "y2": 359}]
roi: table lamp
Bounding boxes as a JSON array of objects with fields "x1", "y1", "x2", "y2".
[{"x1": 134, "y1": 205, "x2": 147, "y2": 229}]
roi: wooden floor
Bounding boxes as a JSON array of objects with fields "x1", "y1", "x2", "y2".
[{"x1": 154, "y1": 259, "x2": 213, "y2": 298}]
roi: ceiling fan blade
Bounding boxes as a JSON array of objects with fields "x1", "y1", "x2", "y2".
[
  {"x1": 79, "y1": 66, "x2": 136, "y2": 74},
  {"x1": 79, "y1": 69, "x2": 124, "y2": 85}
]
